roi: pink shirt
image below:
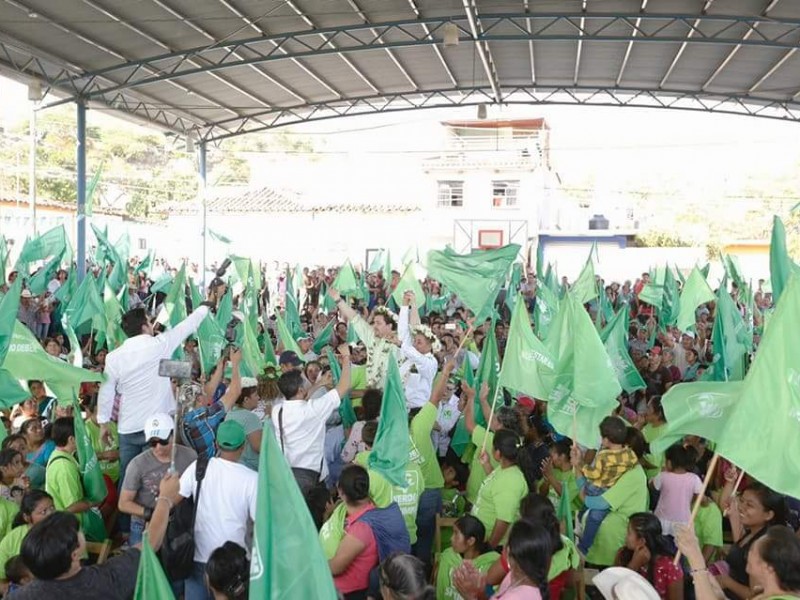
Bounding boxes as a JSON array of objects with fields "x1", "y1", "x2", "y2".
[
  {"x1": 493, "y1": 573, "x2": 544, "y2": 599},
  {"x1": 653, "y1": 471, "x2": 703, "y2": 532},
  {"x1": 334, "y1": 503, "x2": 379, "y2": 595}
]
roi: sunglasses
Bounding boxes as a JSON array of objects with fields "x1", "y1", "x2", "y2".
[{"x1": 149, "y1": 437, "x2": 171, "y2": 447}]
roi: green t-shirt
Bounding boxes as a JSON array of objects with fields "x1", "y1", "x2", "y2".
[
  {"x1": 548, "y1": 468, "x2": 582, "y2": 514},
  {"x1": 320, "y1": 502, "x2": 347, "y2": 559},
  {"x1": 391, "y1": 459, "x2": 424, "y2": 544},
  {"x1": 85, "y1": 419, "x2": 120, "y2": 483},
  {"x1": 549, "y1": 535, "x2": 580, "y2": 581},
  {"x1": 694, "y1": 500, "x2": 723, "y2": 554},
  {"x1": 0, "y1": 525, "x2": 28, "y2": 578},
  {"x1": 46, "y1": 450, "x2": 84, "y2": 512},
  {"x1": 585, "y1": 465, "x2": 648, "y2": 567},
  {"x1": 351, "y1": 365, "x2": 367, "y2": 392},
  {"x1": 466, "y1": 426, "x2": 499, "y2": 505},
  {"x1": 354, "y1": 451, "x2": 393, "y2": 508},
  {"x1": 436, "y1": 548, "x2": 499, "y2": 600},
  {"x1": 410, "y1": 404, "x2": 444, "y2": 489},
  {"x1": 0, "y1": 498, "x2": 18, "y2": 542},
  {"x1": 471, "y1": 465, "x2": 528, "y2": 543},
  {"x1": 642, "y1": 423, "x2": 667, "y2": 479},
  {"x1": 225, "y1": 407, "x2": 261, "y2": 471}
]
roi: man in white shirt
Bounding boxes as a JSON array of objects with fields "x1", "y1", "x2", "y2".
[
  {"x1": 97, "y1": 298, "x2": 214, "y2": 498},
  {"x1": 179, "y1": 420, "x2": 258, "y2": 600},
  {"x1": 397, "y1": 292, "x2": 438, "y2": 410},
  {"x1": 273, "y1": 344, "x2": 351, "y2": 495}
]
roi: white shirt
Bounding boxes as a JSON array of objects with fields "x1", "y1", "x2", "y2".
[
  {"x1": 433, "y1": 394, "x2": 462, "y2": 457},
  {"x1": 97, "y1": 306, "x2": 209, "y2": 434},
  {"x1": 272, "y1": 389, "x2": 340, "y2": 475},
  {"x1": 179, "y1": 457, "x2": 258, "y2": 563},
  {"x1": 398, "y1": 307, "x2": 437, "y2": 409},
  {"x1": 47, "y1": 279, "x2": 61, "y2": 295}
]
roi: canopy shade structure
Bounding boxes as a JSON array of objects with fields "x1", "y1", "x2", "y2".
[{"x1": 1, "y1": 0, "x2": 799, "y2": 140}]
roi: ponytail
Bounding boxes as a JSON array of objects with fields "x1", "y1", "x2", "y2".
[{"x1": 507, "y1": 520, "x2": 552, "y2": 600}]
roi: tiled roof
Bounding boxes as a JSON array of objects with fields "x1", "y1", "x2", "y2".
[{"x1": 169, "y1": 186, "x2": 420, "y2": 215}]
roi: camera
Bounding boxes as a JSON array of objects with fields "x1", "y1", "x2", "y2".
[{"x1": 209, "y1": 258, "x2": 232, "y2": 292}]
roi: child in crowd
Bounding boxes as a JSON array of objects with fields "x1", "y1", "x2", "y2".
[
  {"x1": 4, "y1": 555, "x2": 32, "y2": 594},
  {"x1": 652, "y1": 444, "x2": 703, "y2": 536},
  {"x1": 541, "y1": 438, "x2": 581, "y2": 516},
  {"x1": 573, "y1": 416, "x2": 639, "y2": 555}
]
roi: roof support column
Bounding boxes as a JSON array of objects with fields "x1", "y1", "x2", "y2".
[
  {"x1": 198, "y1": 141, "x2": 208, "y2": 291},
  {"x1": 76, "y1": 99, "x2": 87, "y2": 282}
]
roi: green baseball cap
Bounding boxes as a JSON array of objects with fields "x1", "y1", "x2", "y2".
[{"x1": 216, "y1": 421, "x2": 246, "y2": 450}]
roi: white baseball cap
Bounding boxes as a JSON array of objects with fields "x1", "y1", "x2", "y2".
[
  {"x1": 593, "y1": 567, "x2": 660, "y2": 600},
  {"x1": 240, "y1": 377, "x2": 258, "y2": 388},
  {"x1": 144, "y1": 412, "x2": 174, "y2": 442},
  {"x1": 20, "y1": 290, "x2": 32, "y2": 298}
]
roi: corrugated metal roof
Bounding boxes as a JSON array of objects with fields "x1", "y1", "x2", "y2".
[{"x1": 0, "y1": 0, "x2": 799, "y2": 138}]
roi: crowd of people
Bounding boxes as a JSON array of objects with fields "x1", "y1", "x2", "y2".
[{"x1": 0, "y1": 250, "x2": 798, "y2": 600}]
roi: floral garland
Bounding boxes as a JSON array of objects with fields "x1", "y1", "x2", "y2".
[
  {"x1": 411, "y1": 324, "x2": 442, "y2": 354},
  {"x1": 373, "y1": 306, "x2": 398, "y2": 325}
]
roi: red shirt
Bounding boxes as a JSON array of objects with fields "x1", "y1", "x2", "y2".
[
  {"x1": 638, "y1": 556, "x2": 683, "y2": 599},
  {"x1": 334, "y1": 503, "x2": 379, "y2": 594}
]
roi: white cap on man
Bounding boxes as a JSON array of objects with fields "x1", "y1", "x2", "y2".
[{"x1": 144, "y1": 412, "x2": 174, "y2": 442}]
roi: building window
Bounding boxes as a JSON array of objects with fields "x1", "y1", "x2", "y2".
[
  {"x1": 437, "y1": 180, "x2": 464, "y2": 208},
  {"x1": 492, "y1": 180, "x2": 520, "y2": 208},
  {"x1": 138, "y1": 238, "x2": 147, "y2": 250}
]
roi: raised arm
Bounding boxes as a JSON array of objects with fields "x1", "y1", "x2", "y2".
[
  {"x1": 463, "y1": 382, "x2": 477, "y2": 435},
  {"x1": 218, "y1": 348, "x2": 243, "y2": 412},
  {"x1": 203, "y1": 355, "x2": 227, "y2": 398},
  {"x1": 158, "y1": 305, "x2": 210, "y2": 356},
  {"x1": 329, "y1": 287, "x2": 357, "y2": 322},
  {"x1": 335, "y1": 344, "x2": 352, "y2": 398},
  {"x1": 429, "y1": 360, "x2": 455, "y2": 409}
]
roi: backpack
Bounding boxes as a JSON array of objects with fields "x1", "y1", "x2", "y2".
[
  {"x1": 354, "y1": 502, "x2": 411, "y2": 561},
  {"x1": 159, "y1": 456, "x2": 209, "y2": 580}
]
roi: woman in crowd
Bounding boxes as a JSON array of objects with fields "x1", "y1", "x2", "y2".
[
  {"x1": 1, "y1": 435, "x2": 44, "y2": 490},
  {"x1": 20, "y1": 418, "x2": 54, "y2": 469},
  {"x1": 205, "y1": 542, "x2": 249, "y2": 600},
  {"x1": 329, "y1": 464, "x2": 380, "y2": 599},
  {"x1": 0, "y1": 490, "x2": 54, "y2": 583},
  {"x1": 435, "y1": 515, "x2": 499, "y2": 599},
  {"x1": 0, "y1": 450, "x2": 27, "y2": 503},
  {"x1": 615, "y1": 512, "x2": 684, "y2": 599},
  {"x1": 224, "y1": 381, "x2": 262, "y2": 472},
  {"x1": 341, "y1": 389, "x2": 381, "y2": 464},
  {"x1": 379, "y1": 553, "x2": 435, "y2": 600}
]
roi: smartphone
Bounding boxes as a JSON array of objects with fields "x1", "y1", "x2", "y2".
[
  {"x1": 158, "y1": 359, "x2": 193, "y2": 380},
  {"x1": 444, "y1": 323, "x2": 457, "y2": 331}
]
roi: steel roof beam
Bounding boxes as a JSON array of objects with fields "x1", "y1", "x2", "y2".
[
  {"x1": 2, "y1": 0, "x2": 242, "y2": 122},
  {"x1": 702, "y1": 0, "x2": 782, "y2": 91},
  {"x1": 346, "y1": 0, "x2": 419, "y2": 90},
  {"x1": 574, "y1": 0, "x2": 587, "y2": 85},
  {"x1": 284, "y1": 0, "x2": 381, "y2": 94},
  {"x1": 615, "y1": 0, "x2": 648, "y2": 86},
  {"x1": 215, "y1": 0, "x2": 343, "y2": 98},
  {"x1": 407, "y1": 0, "x2": 459, "y2": 88},
  {"x1": 44, "y1": 13, "x2": 800, "y2": 105},
  {"x1": 522, "y1": 0, "x2": 536, "y2": 84},
  {"x1": 462, "y1": 0, "x2": 501, "y2": 103},
  {"x1": 200, "y1": 85, "x2": 800, "y2": 141}
]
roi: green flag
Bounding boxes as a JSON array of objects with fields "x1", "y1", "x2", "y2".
[
  {"x1": 570, "y1": 254, "x2": 597, "y2": 305},
  {"x1": 368, "y1": 250, "x2": 384, "y2": 273},
  {"x1": 72, "y1": 396, "x2": 107, "y2": 503},
  {"x1": 134, "y1": 532, "x2": 175, "y2": 600},
  {"x1": 65, "y1": 271, "x2": 105, "y2": 333},
  {"x1": 368, "y1": 352, "x2": 410, "y2": 486},
  {"x1": 2, "y1": 322, "x2": 104, "y2": 401},
  {"x1": 102, "y1": 282, "x2": 127, "y2": 350},
  {"x1": 473, "y1": 320, "x2": 501, "y2": 427},
  {"x1": 332, "y1": 260, "x2": 360, "y2": 297},
  {"x1": 284, "y1": 272, "x2": 303, "y2": 338},
  {"x1": 426, "y1": 244, "x2": 519, "y2": 317},
  {"x1": 498, "y1": 295, "x2": 555, "y2": 399},
  {"x1": 188, "y1": 282, "x2": 226, "y2": 376},
  {"x1": 54, "y1": 269, "x2": 77, "y2": 305},
  {"x1": 556, "y1": 484, "x2": 574, "y2": 542},
  {"x1": 708, "y1": 279, "x2": 750, "y2": 382},
  {"x1": 313, "y1": 319, "x2": 335, "y2": 355},
  {"x1": 249, "y1": 422, "x2": 338, "y2": 599},
  {"x1": 275, "y1": 312, "x2": 304, "y2": 358},
  {"x1": 241, "y1": 318, "x2": 267, "y2": 379},
  {"x1": 15, "y1": 225, "x2": 67, "y2": 267},
  {"x1": 327, "y1": 349, "x2": 356, "y2": 429},
  {"x1": 85, "y1": 162, "x2": 104, "y2": 217},
  {"x1": 0, "y1": 235, "x2": 7, "y2": 285},
  {"x1": 261, "y1": 328, "x2": 278, "y2": 369},
  {"x1": 0, "y1": 277, "x2": 22, "y2": 363},
  {"x1": 652, "y1": 274, "x2": 800, "y2": 499},
  {"x1": 91, "y1": 224, "x2": 126, "y2": 293},
  {"x1": 208, "y1": 229, "x2": 233, "y2": 245},
  {"x1": 661, "y1": 267, "x2": 680, "y2": 328},
  {"x1": 505, "y1": 263, "x2": 524, "y2": 314},
  {"x1": 676, "y1": 267, "x2": 715, "y2": 332},
  {"x1": 545, "y1": 293, "x2": 621, "y2": 448},
  {"x1": 391, "y1": 263, "x2": 425, "y2": 308},
  {"x1": 600, "y1": 308, "x2": 646, "y2": 394},
  {"x1": 534, "y1": 282, "x2": 559, "y2": 341},
  {"x1": 27, "y1": 250, "x2": 65, "y2": 296},
  {"x1": 769, "y1": 215, "x2": 797, "y2": 304},
  {"x1": 382, "y1": 249, "x2": 393, "y2": 291},
  {"x1": 0, "y1": 369, "x2": 30, "y2": 409},
  {"x1": 158, "y1": 264, "x2": 187, "y2": 330},
  {"x1": 135, "y1": 250, "x2": 155, "y2": 275}
]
